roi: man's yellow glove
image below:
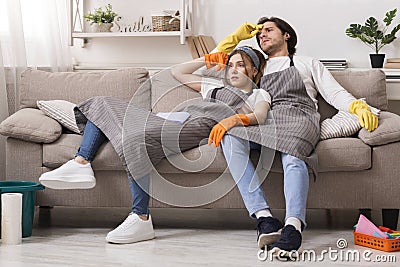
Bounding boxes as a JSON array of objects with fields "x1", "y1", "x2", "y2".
[
  {"x1": 204, "y1": 52, "x2": 228, "y2": 71},
  {"x1": 349, "y1": 100, "x2": 379, "y2": 132},
  {"x1": 208, "y1": 114, "x2": 250, "y2": 147},
  {"x1": 216, "y1": 22, "x2": 264, "y2": 53}
]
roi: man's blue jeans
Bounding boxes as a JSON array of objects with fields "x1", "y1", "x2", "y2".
[
  {"x1": 76, "y1": 120, "x2": 150, "y2": 215},
  {"x1": 221, "y1": 135, "x2": 309, "y2": 226}
]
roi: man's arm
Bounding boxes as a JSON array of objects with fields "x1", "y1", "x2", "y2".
[{"x1": 310, "y1": 58, "x2": 356, "y2": 111}]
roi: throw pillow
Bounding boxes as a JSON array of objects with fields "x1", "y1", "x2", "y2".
[
  {"x1": 37, "y1": 100, "x2": 80, "y2": 134},
  {"x1": 320, "y1": 111, "x2": 361, "y2": 140},
  {"x1": 0, "y1": 108, "x2": 62, "y2": 143},
  {"x1": 358, "y1": 111, "x2": 400, "y2": 146}
]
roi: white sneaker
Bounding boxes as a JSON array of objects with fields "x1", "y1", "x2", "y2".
[
  {"x1": 39, "y1": 159, "x2": 96, "y2": 189},
  {"x1": 106, "y1": 213, "x2": 155, "y2": 244}
]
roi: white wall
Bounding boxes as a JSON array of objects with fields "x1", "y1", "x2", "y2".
[{"x1": 72, "y1": 0, "x2": 400, "y2": 68}]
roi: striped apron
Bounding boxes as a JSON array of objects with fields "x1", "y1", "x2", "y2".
[
  {"x1": 74, "y1": 86, "x2": 251, "y2": 179},
  {"x1": 255, "y1": 55, "x2": 320, "y2": 177}
]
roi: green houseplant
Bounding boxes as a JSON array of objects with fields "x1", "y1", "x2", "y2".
[
  {"x1": 83, "y1": 4, "x2": 119, "y2": 32},
  {"x1": 346, "y1": 8, "x2": 400, "y2": 68}
]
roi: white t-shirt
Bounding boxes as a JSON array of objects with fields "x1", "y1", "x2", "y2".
[
  {"x1": 201, "y1": 55, "x2": 356, "y2": 112},
  {"x1": 200, "y1": 77, "x2": 271, "y2": 111}
]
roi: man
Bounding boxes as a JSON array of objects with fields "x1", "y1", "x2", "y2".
[{"x1": 209, "y1": 17, "x2": 378, "y2": 255}]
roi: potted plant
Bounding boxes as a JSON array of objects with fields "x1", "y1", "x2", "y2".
[
  {"x1": 346, "y1": 8, "x2": 400, "y2": 68},
  {"x1": 83, "y1": 4, "x2": 120, "y2": 32}
]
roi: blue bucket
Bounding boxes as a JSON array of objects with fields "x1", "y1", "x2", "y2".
[{"x1": 0, "y1": 181, "x2": 44, "y2": 238}]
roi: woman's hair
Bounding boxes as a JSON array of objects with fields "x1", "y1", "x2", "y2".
[
  {"x1": 227, "y1": 46, "x2": 266, "y2": 86},
  {"x1": 256, "y1": 16, "x2": 297, "y2": 55}
]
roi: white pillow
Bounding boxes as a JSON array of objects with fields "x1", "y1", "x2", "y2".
[
  {"x1": 37, "y1": 100, "x2": 80, "y2": 134},
  {"x1": 320, "y1": 111, "x2": 361, "y2": 140}
]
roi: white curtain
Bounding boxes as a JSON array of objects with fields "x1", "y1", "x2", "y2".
[
  {"x1": 0, "y1": 0, "x2": 71, "y2": 179},
  {"x1": 0, "y1": 0, "x2": 72, "y2": 114}
]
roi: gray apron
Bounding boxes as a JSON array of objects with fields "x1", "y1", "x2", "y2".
[
  {"x1": 257, "y1": 55, "x2": 320, "y2": 177},
  {"x1": 74, "y1": 86, "x2": 251, "y2": 179}
]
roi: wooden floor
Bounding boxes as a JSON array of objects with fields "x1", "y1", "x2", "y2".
[{"x1": 0, "y1": 208, "x2": 399, "y2": 266}]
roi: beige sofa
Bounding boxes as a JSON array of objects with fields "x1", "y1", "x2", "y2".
[{"x1": 2, "y1": 68, "x2": 400, "y2": 226}]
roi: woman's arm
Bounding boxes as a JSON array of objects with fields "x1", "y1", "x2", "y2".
[
  {"x1": 244, "y1": 101, "x2": 270, "y2": 125},
  {"x1": 171, "y1": 57, "x2": 206, "y2": 92}
]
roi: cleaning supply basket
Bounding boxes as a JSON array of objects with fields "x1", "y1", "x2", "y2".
[{"x1": 353, "y1": 231, "x2": 400, "y2": 252}]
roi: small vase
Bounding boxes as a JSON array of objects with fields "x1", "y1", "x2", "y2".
[
  {"x1": 93, "y1": 23, "x2": 113, "y2": 32},
  {"x1": 370, "y1": 54, "x2": 385, "y2": 68}
]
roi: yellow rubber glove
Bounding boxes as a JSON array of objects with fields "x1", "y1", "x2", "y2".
[
  {"x1": 208, "y1": 114, "x2": 250, "y2": 147},
  {"x1": 216, "y1": 22, "x2": 264, "y2": 53},
  {"x1": 204, "y1": 52, "x2": 228, "y2": 71},
  {"x1": 349, "y1": 100, "x2": 379, "y2": 132}
]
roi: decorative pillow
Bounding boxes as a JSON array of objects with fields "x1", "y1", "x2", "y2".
[
  {"x1": 37, "y1": 100, "x2": 80, "y2": 134},
  {"x1": 320, "y1": 111, "x2": 361, "y2": 140},
  {"x1": 0, "y1": 108, "x2": 62, "y2": 143},
  {"x1": 358, "y1": 111, "x2": 400, "y2": 146}
]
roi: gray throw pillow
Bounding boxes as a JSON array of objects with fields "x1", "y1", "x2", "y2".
[
  {"x1": 0, "y1": 108, "x2": 62, "y2": 143},
  {"x1": 358, "y1": 111, "x2": 400, "y2": 146}
]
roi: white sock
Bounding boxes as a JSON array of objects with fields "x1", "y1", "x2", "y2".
[
  {"x1": 255, "y1": 209, "x2": 272, "y2": 219},
  {"x1": 285, "y1": 217, "x2": 302, "y2": 232}
]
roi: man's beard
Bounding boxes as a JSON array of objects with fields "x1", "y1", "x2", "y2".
[{"x1": 261, "y1": 38, "x2": 285, "y2": 56}]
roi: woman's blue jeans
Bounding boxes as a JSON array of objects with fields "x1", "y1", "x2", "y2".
[
  {"x1": 221, "y1": 135, "x2": 309, "y2": 226},
  {"x1": 76, "y1": 120, "x2": 150, "y2": 215}
]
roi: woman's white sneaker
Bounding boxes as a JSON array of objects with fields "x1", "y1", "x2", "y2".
[
  {"x1": 39, "y1": 159, "x2": 96, "y2": 189},
  {"x1": 106, "y1": 213, "x2": 155, "y2": 244}
]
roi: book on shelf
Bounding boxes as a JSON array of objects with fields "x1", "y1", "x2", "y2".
[
  {"x1": 186, "y1": 36, "x2": 216, "y2": 59},
  {"x1": 384, "y1": 62, "x2": 400, "y2": 69},
  {"x1": 319, "y1": 59, "x2": 348, "y2": 70},
  {"x1": 387, "y1": 58, "x2": 400, "y2": 63}
]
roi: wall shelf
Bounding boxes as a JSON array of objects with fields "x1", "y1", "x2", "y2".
[{"x1": 69, "y1": 0, "x2": 193, "y2": 46}]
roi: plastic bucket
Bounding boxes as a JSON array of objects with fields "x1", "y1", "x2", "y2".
[{"x1": 0, "y1": 181, "x2": 44, "y2": 238}]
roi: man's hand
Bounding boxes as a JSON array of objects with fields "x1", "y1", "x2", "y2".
[
  {"x1": 204, "y1": 52, "x2": 228, "y2": 71},
  {"x1": 349, "y1": 100, "x2": 379, "y2": 132},
  {"x1": 216, "y1": 22, "x2": 264, "y2": 53},
  {"x1": 208, "y1": 114, "x2": 250, "y2": 147}
]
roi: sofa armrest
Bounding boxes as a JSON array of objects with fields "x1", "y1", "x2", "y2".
[
  {"x1": 358, "y1": 111, "x2": 400, "y2": 146},
  {"x1": 6, "y1": 137, "x2": 43, "y2": 182}
]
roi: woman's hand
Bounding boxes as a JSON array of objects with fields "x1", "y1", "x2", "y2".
[
  {"x1": 208, "y1": 114, "x2": 250, "y2": 147},
  {"x1": 204, "y1": 52, "x2": 228, "y2": 71}
]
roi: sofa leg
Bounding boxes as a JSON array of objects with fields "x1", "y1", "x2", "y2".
[
  {"x1": 38, "y1": 206, "x2": 53, "y2": 227},
  {"x1": 382, "y1": 209, "x2": 399, "y2": 230},
  {"x1": 359, "y1": 208, "x2": 372, "y2": 221}
]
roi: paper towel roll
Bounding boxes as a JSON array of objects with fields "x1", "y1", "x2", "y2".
[{"x1": 1, "y1": 193, "x2": 22, "y2": 245}]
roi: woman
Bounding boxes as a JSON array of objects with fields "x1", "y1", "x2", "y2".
[{"x1": 39, "y1": 46, "x2": 270, "y2": 244}]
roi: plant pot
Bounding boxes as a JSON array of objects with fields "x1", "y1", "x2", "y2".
[
  {"x1": 92, "y1": 23, "x2": 113, "y2": 32},
  {"x1": 370, "y1": 54, "x2": 385, "y2": 68}
]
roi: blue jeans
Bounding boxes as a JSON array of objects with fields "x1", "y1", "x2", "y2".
[
  {"x1": 221, "y1": 135, "x2": 309, "y2": 226},
  {"x1": 76, "y1": 120, "x2": 150, "y2": 215}
]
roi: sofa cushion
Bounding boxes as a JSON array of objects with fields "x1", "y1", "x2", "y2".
[
  {"x1": 358, "y1": 111, "x2": 400, "y2": 146},
  {"x1": 151, "y1": 69, "x2": 202, "y2": 113},
  {"x1": 315, "y1": 138, "x2": 371, "y2": 172},
  {"x1": 37, "y1": 100, "x2": 80, "y2": 134},
  {"x1": 268, "y1": 138, "x2": 371, "y2": 173},
  {"x1": 42, "y1": 134, "x2": 124, "y2": 170},
  {"x1": 0, "y1": 108, "x2": 62, "y2": 143},
  {"x1": 330, "y1": 69, "x2": 387, "y2": 110},
  {"x1": 20, "y1": 68, "x2": 151, "y2": 110}
]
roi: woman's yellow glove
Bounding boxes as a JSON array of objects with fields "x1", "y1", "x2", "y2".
[
  {"x1": 216, "y1": 22, "x2": 264, "y2": 53},
  {"x1": 349, "y1": 100, "x2": 379, "y2": 132},
  {"x1": 208, "y1": 114, "x2": 250, "y2": 147}
]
